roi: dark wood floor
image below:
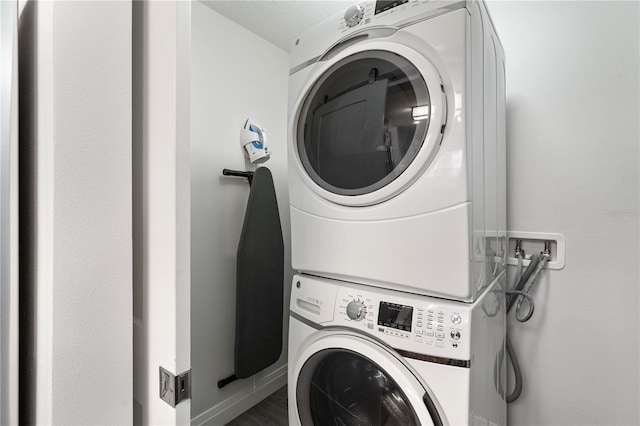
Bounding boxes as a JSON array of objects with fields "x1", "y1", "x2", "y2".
[{"x1": 225, "y1": 386, "x2": 288, "y2": 426}]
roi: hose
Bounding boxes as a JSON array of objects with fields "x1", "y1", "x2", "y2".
[
  {"x1": 504, "y1": 249, "x2": 549, "y2": 403},
  {"x1": 505, "y1": 334, "x2": 522, "y2": 403},
  {"x1": 515, "y1": 255, "x2": 549, "y2": 319},
  {"x1": 506, "y1": 253, "x2": 539, "y2": 311},
  {"x1": 511, "y1": 252, "x2": 523, "y2": 293},
  {"x1": 507, "y1": 290, "x2": 536, "y2": 322}
]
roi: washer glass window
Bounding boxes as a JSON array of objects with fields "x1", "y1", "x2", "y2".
[
  {"x1": 297, "y1": 50, "x2": 431, "y2": 196},
  {"x1": 296, "y1": 349, "x2": 420, "y2": 425}
]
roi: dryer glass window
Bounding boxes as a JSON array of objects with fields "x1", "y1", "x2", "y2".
[
  {"x1": 296, "y1": 349, "x2": 421, "y2": 425},
  {"x1": 297, "y1": 51, "x2": 431, "y2": 196}
]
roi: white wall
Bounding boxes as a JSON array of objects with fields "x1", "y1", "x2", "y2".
[
  {"x1": 20, "y1": 1, "x2": 132, "y2": 423},
  {"x1": 488, "y1": 2, "x2": 639, "y2": 424},
  {"x1": 190, "y1": 2, "x2": 292, "y2": 424}
]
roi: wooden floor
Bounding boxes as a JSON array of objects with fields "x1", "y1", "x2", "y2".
[{"x1": 225, "y1": 386, "x2": 289, "y2": 426}]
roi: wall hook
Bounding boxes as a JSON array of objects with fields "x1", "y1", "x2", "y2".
[{"x1": 222, "y1": 169, "x2": 254, "y2": 186}]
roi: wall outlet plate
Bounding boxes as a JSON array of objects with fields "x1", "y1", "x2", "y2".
[{"x1": 507, "y1": 231, "x2": 566, "y2": 270}]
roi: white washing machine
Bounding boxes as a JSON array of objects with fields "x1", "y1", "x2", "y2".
[
  {"x1": 288, "y1": 273, "x2": 506, "y2": 425},
  {"x1": 287, "y1": 0, "x2": 506, "y2": 302}
]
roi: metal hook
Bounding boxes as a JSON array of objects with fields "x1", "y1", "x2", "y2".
[{"x1": 222, "y1": 169, "x2": 254, "y2": 186}]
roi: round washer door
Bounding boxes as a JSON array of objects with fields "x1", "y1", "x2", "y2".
[
  {"x1": 292, "y1": 331, "x2": 446, "y2": 425},
  {"x1": 292, "y1": 41, "x2": 446, "y2": 206}
]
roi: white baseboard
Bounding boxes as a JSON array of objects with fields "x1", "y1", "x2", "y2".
[{"x1": 192, "y1": 364, "x2": 287, "y2": 426}]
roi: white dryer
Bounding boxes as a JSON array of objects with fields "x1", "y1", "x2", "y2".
[
  {"x1": 288, "y1": 0, "x2": 506, "y2": 301},
  {"x1": 288, "y1": 273, "x2": 506, "y2": 425}
]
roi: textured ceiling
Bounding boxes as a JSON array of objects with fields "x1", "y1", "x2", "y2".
[{"x1": 199, "y1": 1, "x2": 354, "y2": 52}]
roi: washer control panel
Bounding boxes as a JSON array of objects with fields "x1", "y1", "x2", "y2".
[
  {"x1": 346, "y1": 299, "x2": 367, "y2": 320},
  {"x1": 336, "y1": 283, "x2": 472, "y2": 360}
]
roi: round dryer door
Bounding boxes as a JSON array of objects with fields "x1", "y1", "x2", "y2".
[
  {"x1": 293, "y1": 43, "x2": 446, "y2": 206},
  {"x1": 292, "y1": 332, "x2": 445, "y2": 425}
]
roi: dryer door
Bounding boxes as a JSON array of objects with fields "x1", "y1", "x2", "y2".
[
  {"x1": 292, "y1": 331, "x2": 446, "y2": 425},
  {"x1": 292, "y1": 42, "x2": 446, "y2": 206}
]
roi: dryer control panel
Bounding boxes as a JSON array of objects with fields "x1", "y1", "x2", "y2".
[
  {"x1": 290, "y1": 0, "x2": 465, "y2": 68},
  {"x1": 335, "y1": 0, "x2": 462, "y2": 34}
]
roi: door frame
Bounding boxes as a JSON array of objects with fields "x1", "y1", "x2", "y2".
[
  {"x1": 133, "y1": 1, "x2": 192, "y2": 424},
  {"x1": 0, "y1": 0, "x2": 19, "y2": 423}
]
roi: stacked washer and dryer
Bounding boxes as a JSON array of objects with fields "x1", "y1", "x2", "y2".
[{"x1": 287, "y1": 0, "x2": 506, "y2": 424}]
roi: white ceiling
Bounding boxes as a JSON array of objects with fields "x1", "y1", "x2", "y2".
[{"x1": 200, "y1": 1, "x2": 354, "y2": 52}]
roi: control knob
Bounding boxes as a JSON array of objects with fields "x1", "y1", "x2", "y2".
[
  {"x1": 346, "y1": 300, "x2": 366, "y2": 321},
  {"x1": 344, "y1": 4, "x2": 364, "y2": 28}
]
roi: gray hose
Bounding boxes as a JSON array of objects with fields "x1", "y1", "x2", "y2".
[
  {"x1": 507, "y1": 254, "x2": 539, "y2": 311},
  {"x1": 515, "y1": 255, "x2": 549, "y2": 319},
  {"x1": 508, "y1": 291, "x2": 536, "y2": 322},
  {"x1": 505, "y1": 252, "x2": 545, "y2": 403},
  {"x1": 505, "y1": 334, "x2": 522, "y2": 403},
  {"x1": 518, "y1": 253, "x2": 539, "y2": 287},
  {"x1": 512, "y1": 252, "x2": 523, "y2": 292}
]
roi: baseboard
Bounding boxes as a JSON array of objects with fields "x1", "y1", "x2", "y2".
[{"x1": 191, "y1": 364, "x2": 287, "y2": 426}]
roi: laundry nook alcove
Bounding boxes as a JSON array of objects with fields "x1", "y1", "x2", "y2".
[{"x1": 129, "y1": 1, "x2": 639, "y2": 425}]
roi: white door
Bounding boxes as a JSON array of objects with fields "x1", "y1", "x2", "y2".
[
  {"x1": 0, "y1": 0, "x2": 19, "y2": 423},
  {"x1": 290, "y1": 41, "x2": 447, "y2": 207},
  {"x1": 133, "y1": 1, "x2": 192, "y2": 424}
]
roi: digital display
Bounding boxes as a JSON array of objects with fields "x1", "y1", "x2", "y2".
[
  {"x1": 378, "y1": 301, "x2": 413, "y2": 331},
  {"x1": 375, "y1": 0, "x2": 409, "y2": 15}
]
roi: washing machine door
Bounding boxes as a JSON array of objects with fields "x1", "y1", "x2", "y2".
[
  {"x1": 292, "y1": 41, "x2": 446, "y2": 206},
  {"x1": 293, "y1": 331, "x2": 446, "y2": 425}
]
